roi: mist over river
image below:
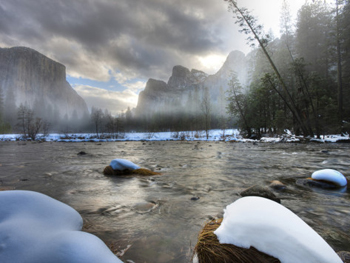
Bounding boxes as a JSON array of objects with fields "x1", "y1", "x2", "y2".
[{"x1": 0, "y1": 141, "x2": 349, "y2": 262}]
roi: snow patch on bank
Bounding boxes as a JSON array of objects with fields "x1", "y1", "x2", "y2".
[{"x1": 0, "y1": 129, "x2": 348, "y2": 143}]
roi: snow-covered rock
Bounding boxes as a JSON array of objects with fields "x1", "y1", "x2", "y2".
[
  {"x1": 110, "y1": 159, "x2": 140, "y2": 171},
  {"x1": 214, "y1": 197, "x2": 342, "y2": 263},
  {"x1": 0, "y1": 190, "x2": 122, "y2": 263},
  {"x1": 311, "y1": 169, "x2": 347, "y2": 187}
]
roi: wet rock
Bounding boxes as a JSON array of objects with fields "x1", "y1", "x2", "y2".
[
  {"x1": 207, "y1": 215, "x2": 215, "y2": 220},
  {"x1": 77, "y1": 151, "x2": 87, "y2": 156},
  {"x1": 269, "y1": 180, "x2": 286, "y2": 190},
  {"x1": 337, "y1": 251, "x2": 350, "y2": 263},
  {"x1": 240, "y1": 185, "x2": 280, "y2": 203},
  {"x1": 296, "y1": 178, "x2": 341, "y2": 190},
  {"x1": 336, "y1": 138, "x2": 350, "y2": 143}
]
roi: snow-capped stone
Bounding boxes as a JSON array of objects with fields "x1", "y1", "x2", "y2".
[
  {"x1": 214, "y1": 197, "x2": 342, "y2": 263},
  {"x1": 0, "y1": 190, "x2": 122, "y2": 263},
  {"x1": 110, "y1": 159, "x2": 140, "y2": 171},
  {"x1": 311, "y1": 169, "x2": 347, "y2": 187}
]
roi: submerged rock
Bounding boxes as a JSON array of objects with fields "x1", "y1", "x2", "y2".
[
  {"x1": 240, "y1": 185, "x2": 280, "y2": 203},
  {"x1": 296, "y1": 178, "x2": 342, "y2": 190},
  {"x1": 132, "y1": 201, "x2": 158, "y2": 214}
]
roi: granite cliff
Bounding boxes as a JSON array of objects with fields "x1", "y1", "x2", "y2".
[
  {"x1": 135, "y1": 50, "x2": 249, "y2": 117},
  {"x1": 0, "y1": 46, "x2": 88, "y2": 120}
]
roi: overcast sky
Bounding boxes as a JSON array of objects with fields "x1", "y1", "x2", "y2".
[{"x1": 0, "y1": 0, "x2": 306, "y2": 115}]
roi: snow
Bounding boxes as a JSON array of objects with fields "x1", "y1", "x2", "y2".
[
  {"x1": 214, "y1": 196, "x2": 342, "y2": 263},
  {"x1": 310, "y1": 133, "x2": 350, "y2": 143},
  {"x1": 0, "y1": 129, "x2": 348, "y2": 143},
  {"x1": 0, "y1": 129, "x2": 239, "y2": 142},
  {"x1": 110, "y1": 159, "x2": 140, "y2": 170},
  {"x1": 311, "y1": 169, "x2": 347, "y2": 187},
  {"x1": 0, "y1": 190, "x2": 122, "y2": 263}
]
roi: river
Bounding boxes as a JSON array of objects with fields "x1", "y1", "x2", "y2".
[{"x1": 0, "y1": 141, "x2": 349, "y2": 262}]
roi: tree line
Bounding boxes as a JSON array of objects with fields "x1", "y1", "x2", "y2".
[{"x1": 225, "y1": 0, "x2": 350, "y2": 138}]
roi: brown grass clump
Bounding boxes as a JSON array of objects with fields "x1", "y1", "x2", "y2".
[
  {"x1": 103, "y1": 166, "x2": 133, "y2": 176},
  {"x1": 193, "y1": 218, "x2": 280, "y2": 263},
  {"x1": 0, "y1": 186, "x2": 15, "y2": 191},
  {"x1": 103, "y1": 166, "x2": 160, "y2": 176},
  {"x1": 103, "y1": 165, "x2": 115, "y2": 175},
  {"x1": 132, "y1": 168, "x2": 160, "y2": 176}
]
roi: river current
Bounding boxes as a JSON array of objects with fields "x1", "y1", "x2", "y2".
[{"x1": 0, "y1": 141, "x2": 349, "y2": 262}]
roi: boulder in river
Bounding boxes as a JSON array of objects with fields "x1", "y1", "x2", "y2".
[
  {"x1": 296, "y1": 169, "x2": 348, "y2": 190},
  {"x1": 103, "y1": 159, "x2": 160, "y2": 176},
  {"x1": 311, "y1": 169, "x2": 347, "y2": 187},
  {"x1": 193, "y1": 218, "x2": 280, "y2": 263}
]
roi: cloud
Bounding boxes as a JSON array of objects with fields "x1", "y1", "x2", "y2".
[
  {"x1": 73, "y1": 85, "x2": 139, "y2": 115},
  {"x1": 0, "y1": 0, "x2": 239, "y2": 82},
  {"x1": 0, "y1": 0, "x2": 306, "y2": 115}
]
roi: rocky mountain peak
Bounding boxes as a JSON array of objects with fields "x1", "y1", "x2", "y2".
[
  {"x1": 135, "y1": 50, "x2": 250, "y2": 118},
  {"x1": 143, "y1": 78, "x2": 168, "y2": 94},
  {"x1": 168, "y1": 65, "x2": 208, "y2": 90}
]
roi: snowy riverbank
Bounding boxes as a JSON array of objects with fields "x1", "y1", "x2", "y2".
[{"x1": 0, "y1": 129, "x2": 349, "y2": 143}]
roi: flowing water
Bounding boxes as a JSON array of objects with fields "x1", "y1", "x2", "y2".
[{"x1": 0, "y1": 141, "x2": 350, "y2": 262}]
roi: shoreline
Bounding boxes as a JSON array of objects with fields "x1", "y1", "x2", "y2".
[{"x1": 0, "y1": 129, "x2": 349, "y2": 143}]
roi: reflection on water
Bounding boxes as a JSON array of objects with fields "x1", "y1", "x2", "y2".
[{"x1": 0, "y1": 141, "x2": 349, "y2": 262}]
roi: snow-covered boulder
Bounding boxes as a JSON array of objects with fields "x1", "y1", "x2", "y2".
[
  {"x1": 104, "y1": 159, "x2": 159, "y2": 176},
  {"x1": 0, "y1": 190, "x2": 122, "y2": 263},
  {"x1": 311, "y1": 169, "x2": 347, "y2": 187},
  {"x1": 110, "y1": 159, "x2": 140, "y2": 171},
  {"x1": 214, "y1": 197, "x2": 342, "y2": 263}
]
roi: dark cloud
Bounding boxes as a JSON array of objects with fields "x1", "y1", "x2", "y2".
[{"x1": 0, "y1": 0, "x2": 237, "y2": 82}]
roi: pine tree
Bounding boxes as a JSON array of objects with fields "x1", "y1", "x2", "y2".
[{"x1": 224, "y1": 0, "x2": 311, "y2": 136}]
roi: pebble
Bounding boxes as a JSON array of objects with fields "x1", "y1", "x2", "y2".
[{"x1": 269, "y1": 180, "x2": 286, "y2": 190}]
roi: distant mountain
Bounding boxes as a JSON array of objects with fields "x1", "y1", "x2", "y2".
[
  {"x1": 135, "y1": 50, "x2": 250, "y2": 118},
  {"x1": 0, "y1": 46, "x2": 88, "y2": 121}
]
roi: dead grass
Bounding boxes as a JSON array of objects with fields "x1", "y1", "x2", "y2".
[
  {"x1": 132, "y1": 168, "x2": 160, "y2": 176},
  {"x1": 193, "y1": 218, "x2": 280, "y2": 263}
]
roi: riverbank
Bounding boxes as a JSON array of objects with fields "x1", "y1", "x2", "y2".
[{"x1": 0, "y1": 129, "x2": 349, "y2": 143}]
